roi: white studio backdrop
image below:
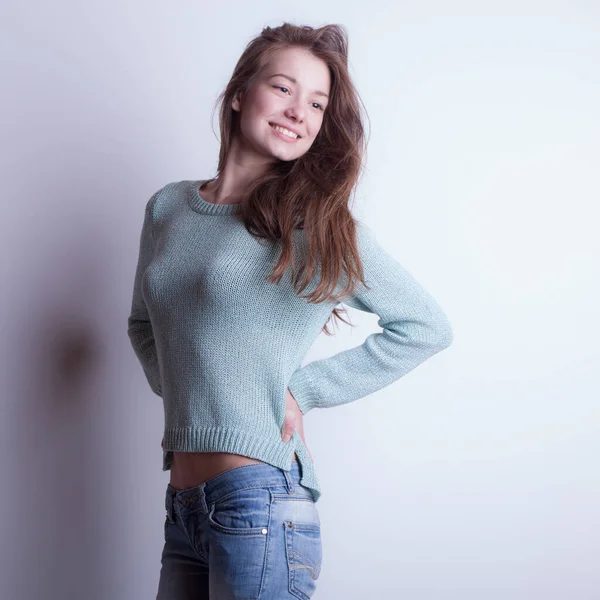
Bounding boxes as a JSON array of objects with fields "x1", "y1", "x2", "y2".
[{"x1": 1, "y1": 1, "x2": 598, "y2": 599}]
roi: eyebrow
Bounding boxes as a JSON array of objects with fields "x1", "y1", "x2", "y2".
[{"x1": 268, "y1": 73, "x2": 329, "y2": 99}]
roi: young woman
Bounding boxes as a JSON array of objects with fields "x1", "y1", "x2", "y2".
[{"x1": 127, "y1": 22, "x2": 453, "y2": 600}]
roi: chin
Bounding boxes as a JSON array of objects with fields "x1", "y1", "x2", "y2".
[
  {"x1": 267, "y1": 146, "x2": 302, "y2": 162},
  {"x1": 276, "y1": 153, "x2": 302, "y2": 163}
]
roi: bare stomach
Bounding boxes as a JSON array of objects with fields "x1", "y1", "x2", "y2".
[{"x1": 169, "y1": 451, "x2": 298, "y2": 491}]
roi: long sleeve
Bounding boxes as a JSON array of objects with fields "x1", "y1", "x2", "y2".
[
  {"x1": 287, "y1": 222, "x2": 453, "y2": 414},
  {"x1": 127, "y1": 191, "x2": 162, "y2": 396}
]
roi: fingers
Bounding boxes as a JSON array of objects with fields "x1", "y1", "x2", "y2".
[
  {"x1": 281, "y1": 404, "x2": 312, "y2": 462},
  {"x1": 282, "y1": 422, "x2": 313, "y2": 461},
  {"x1": 282, "y1": 425, "x2": 294, "y2": 442},
  {"x1": 282, "y1": 410, "x2": 296, "y2": 443}
]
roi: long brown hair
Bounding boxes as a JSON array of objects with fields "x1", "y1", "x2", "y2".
[{"x1": 210, "y1": 22, "x2": 371, "y2": 334}]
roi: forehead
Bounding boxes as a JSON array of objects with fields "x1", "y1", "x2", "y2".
[{"x1": 262, "y1": 47, "x2": 331, "y2": 95}]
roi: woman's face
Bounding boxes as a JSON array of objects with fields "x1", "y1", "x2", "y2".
[{"x1": 232, "y1": 46, "x2": 331, "y2": 163}]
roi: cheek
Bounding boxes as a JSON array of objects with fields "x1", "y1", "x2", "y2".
[
  {"x1": 242, "y1": 105, "x2": 275, "y2": 138},
  {"x1": 250, "y1": 93, "x2": 278, "y2": 119},
  {"x1": 238, "y1": 90, "x2": 268, "y2": 123}
]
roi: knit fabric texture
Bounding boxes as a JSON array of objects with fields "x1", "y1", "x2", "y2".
[{"x1": 127, "y1": 180, "x2": 454, "y2": 502}]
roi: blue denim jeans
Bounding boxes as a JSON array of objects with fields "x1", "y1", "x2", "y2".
[{"x1": 156, "y1": 460, "x2": 322, "y2": 599}]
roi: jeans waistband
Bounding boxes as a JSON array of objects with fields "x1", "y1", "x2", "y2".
[{"x1": 165, "y1": 460, "x2": 305, "y2": 521}]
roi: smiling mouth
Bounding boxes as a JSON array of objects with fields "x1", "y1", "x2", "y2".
[{"x1": 269, "y1": 122, "x2": 301, "y2": 139}]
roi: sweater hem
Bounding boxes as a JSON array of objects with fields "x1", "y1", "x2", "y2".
[{"x1": 161, "y1": 426, "x2": 321, "y2": 503}]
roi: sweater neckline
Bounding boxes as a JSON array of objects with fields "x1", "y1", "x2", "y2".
[{"x1": 187, "y1": 180, "x2": 241, "y2": 216}]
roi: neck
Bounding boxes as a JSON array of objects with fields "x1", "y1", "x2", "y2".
[{"x1": 210, "y1": 137, "x2": 276, "y2": 203}]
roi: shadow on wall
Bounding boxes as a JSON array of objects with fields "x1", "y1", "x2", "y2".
[{"x1": 5, "y1": 180, "x2": 143, "y2": 600}]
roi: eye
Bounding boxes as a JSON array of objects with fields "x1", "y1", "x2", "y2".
[{"x1": 274, "y1": 85, "x2": 324, "y2": 111}]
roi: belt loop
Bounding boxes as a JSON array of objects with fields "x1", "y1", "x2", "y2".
[
  {"x1": 199, "y1": 482, "x2": 209, "y2": 513},
  {"x1": 283, "y1": 468, "x2": 295, "y2": 494},
  {"x1": 165, "y1": 487, "x2": 176, "y2": 523}
]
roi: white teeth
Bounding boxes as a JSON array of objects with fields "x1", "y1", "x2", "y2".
[{"x1": 271, "y1": 124, "x2": 298, "y2": 139}]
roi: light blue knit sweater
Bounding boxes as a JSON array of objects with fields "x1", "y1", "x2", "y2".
[{"x1": 127, "y1": 180, "x2": 453, "y2": 502}]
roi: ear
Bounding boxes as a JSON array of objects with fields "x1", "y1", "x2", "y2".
[{"x1": 232, "y1": 91, "x2": 243, "y2": 112}]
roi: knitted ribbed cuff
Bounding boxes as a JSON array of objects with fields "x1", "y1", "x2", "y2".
[{"x1": 287, "y1": 368, "x2": 319, "y2": 414}]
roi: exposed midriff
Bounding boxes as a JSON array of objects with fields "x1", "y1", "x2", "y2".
[{"x1": 169, "y1": 451, "x2": 298, "y2": 491}]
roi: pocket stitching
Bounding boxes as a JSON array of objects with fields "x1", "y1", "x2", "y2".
[
  {"x1": 207, "y1": 493, "x2": 271, "y2": 536},
  {"x1": 285, "y1": 521, "x2": 322, "y2": 599}
]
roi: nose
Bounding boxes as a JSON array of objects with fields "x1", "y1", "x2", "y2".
[{"x1": 284, "y1": 102, "x2": 305, "y2": 124}]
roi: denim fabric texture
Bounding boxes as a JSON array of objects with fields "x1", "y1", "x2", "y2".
[{"x1": 157, "y1": 460, "x2": 322, "y2": 599}]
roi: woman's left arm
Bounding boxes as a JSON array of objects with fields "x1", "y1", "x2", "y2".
[{"x1": 287, "y1": 222, "x2": 453, "y2": 414}]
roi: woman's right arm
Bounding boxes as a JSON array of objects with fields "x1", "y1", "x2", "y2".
[{"x1": 127, "y1": 191, "x2": 163, "y2": 397}]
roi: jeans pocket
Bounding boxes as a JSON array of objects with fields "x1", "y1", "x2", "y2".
[
  {"x1": 207, "y1": 487, "x2": 271, "y2": 536},
  {"x1": 284, "y1": 501, "x2": 322, "y2": 600}
]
